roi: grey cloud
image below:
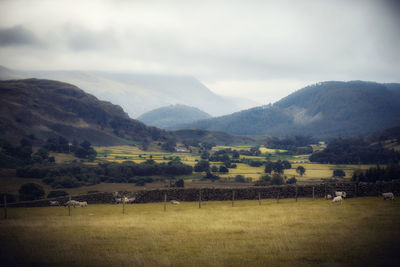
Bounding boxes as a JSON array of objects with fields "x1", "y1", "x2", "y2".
[
  {"x1": 64, "y1": 27, "x2": 116, "y2": 51},
  {"x1": 0, "y1": 25, "x2": 39, "y2": 47}
]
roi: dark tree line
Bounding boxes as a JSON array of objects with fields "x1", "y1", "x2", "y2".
[
  {"x1": 310, "y1": 137, "x2": 400, "y2": 164},
  {"x1": 352, "y1": 164, "x2": 400, "y2": 183},
  {"x1": 16, "y1": 159, "x2": 193, "y2": 188}
]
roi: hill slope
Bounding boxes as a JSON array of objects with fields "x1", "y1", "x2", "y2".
[
  {"x1": 0, "y1": 66, "x2": 255, "y2": 117},
  {"x1": 0, "y1": 79, "x2": 167, "y2": 145},
  {"x1": 175, "y1": 81, "x2": 400, "y2": 139},
  {"x1": 138, "y1": 104, "x2": 211, "y2": 129}
]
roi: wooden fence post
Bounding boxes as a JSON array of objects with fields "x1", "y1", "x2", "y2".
[
  {"x1": 232, "y1": 190, "x2": 235, "y2": 207},
  {"x1": 277, "y1": 191, "x2": 280, "y2": 203},
  {"x1": 312, "y1": 186, "x2": 315, "y2": 200},
  {"x1": 68, "y1": 195, "x2": 71, "y2": 216},
  {"x1": 258, "y1": 192, "x2": 261, "y2": 206},
  {"x1": 164, "y1": 192, "x2": 167, "y2": 212},
  {"x1": 3, "y1": 194, "x2": 7, "y2": 220},
  {"x1": 199, "y1": 190, "x2": 202, "y2": 209},
  {"x1": 122, "y1": 197, "x2": 125, "y2": 215},
  {"x1": 296, "y1": 186, "x2": 298, "y2": 202}
]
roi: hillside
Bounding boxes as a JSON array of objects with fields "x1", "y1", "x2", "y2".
[
  {"x1": 176, "y1": 81, "x2": 400, "y2": 140},
  {"x1": 0, "y1": 66, "x2": 257, "y2": 117},
  {"x1": 138, "y1": 104, "x2": 211, "y2": 129},
  {"x1": 0, "y1": 79, "x2": 168, "y2": 145}
]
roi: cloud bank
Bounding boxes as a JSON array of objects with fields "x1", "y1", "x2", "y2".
[{"x1": 0, "y1": 0, "x2": 399, "y2": 103}]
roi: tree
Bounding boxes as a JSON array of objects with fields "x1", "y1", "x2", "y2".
[
  {"x1": 219, "y1": 165, "x2": 229, "y2": 173},
  {"x1": 265, "y1": 161, "x2": 273, "y2": 174},
  {"x1": 286, "y1": 177, "x2": 297, "y2": 184},
  {"x1": 333, "y1": 169, "x2": 345, "y2": 178},
  {"x1": 296, "y1": 166, "x2": 306, "y2": 176},
  {"x1": 19, "y1": 183, "x2": 45, "y2": 201},
  {"x1": 271, "y1": 173, "x2": 285, "y2": 185},
  {"x1": 194, "y1": 160, "x2": 210, "y2": 172},
  {"x1": 175, "y1": 179, "x2": 184, "y2": 187},
  {"x1": 211, "y1": 165, "x2": 218, "y2": 172},
  {"x1": 232, "y1": 150, "x2": 240, "y2": 159}
]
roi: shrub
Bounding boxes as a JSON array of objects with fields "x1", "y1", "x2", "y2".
[
  {"x1": 175, "y1": 179, "x2": 184, "y2": 187},
  {"x1": 271, "y1": 174, "x2": 285, "y2": 185},
  {"x1": 287, "y1": 177, "x2": 297, "y2": 184},
  {"x1": 19, "y1": 183, "x2": 45, "y2": 201},
  {"x1": 234, "y1": 175, "x2": 246, "y2": 183},
  {"x1": 47, "y1": 190, "x2": 68, "y2": 198},
  {"x1": 333, "y1": 169, "x2": 346, "y2": 178}
]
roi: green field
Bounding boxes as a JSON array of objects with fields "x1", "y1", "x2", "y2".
[
  {"x1": 1, "y1": 198, "x2": 399, "y2": 266},
  {"x1": 93, "y1": 145, "x2": 373, "y2": 183}
]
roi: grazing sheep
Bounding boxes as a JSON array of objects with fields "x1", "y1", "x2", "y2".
[
  {"x1": 382, "y1": 192, "x2": 394, "y2": 200},
  {"x1": 126, "y1": 197, "x2": 136, "y2": 204},
  {"x1": 49, "y1": 201, "x2": 60, "y2": 206},
  {"x1": 65, "y1": 200, "x2": 80, "y2": 207},
  {"x1": 170, "y1": 200, "x2": 180, "y2": 205},
  {"x1": 335, "y1": 191, "x2": 347, "y2": 198},
  {"x1": 115, "y1": 198, "x2": 123, "y2": 204},
  {"x1": 332, "y1": 196, "x2": 343, "y2": 204},
  {"x1": 79, "y1": 201, "x2": 88, "y2": 207},
  {"x1": 325, "y1": 194, "x2": 332, "y2": 200}
]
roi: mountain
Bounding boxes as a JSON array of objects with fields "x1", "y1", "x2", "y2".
[
  {"x1": 0, "y1": 66, "x2": 256, "y2": 117},
  {"x1": 138, "y1": 104, "x2": 211, "y2": 129},
  {"x1": 175, "y1": 81, "x2": 400, "y2": 140},
  {"x1": 0, "y1": 79, "x2": 168, "y2": 145}
]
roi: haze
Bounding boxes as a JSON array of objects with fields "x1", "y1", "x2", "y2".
[{"x1": 0, "y1": 0, "x2": 399, "y2": 104}]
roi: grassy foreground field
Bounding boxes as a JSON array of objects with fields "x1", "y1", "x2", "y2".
[{"x1": 1, "y1": 198, "x2": 400, "y2": 266}]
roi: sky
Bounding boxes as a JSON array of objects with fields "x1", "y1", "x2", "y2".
[{"x1": 0, "y1": 0, "x2": 399, "y2": 104}]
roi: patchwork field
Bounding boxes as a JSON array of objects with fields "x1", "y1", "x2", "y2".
[
  {"x1": 0, "y1": 198, "x2": 399, "y2": 266},
  {"x1": 93, "y1": 145, "x2": 374, "y2": 183}
]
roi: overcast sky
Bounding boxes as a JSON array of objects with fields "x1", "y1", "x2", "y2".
[{"x1": 0, "y1": 0, "x2": 399, "y2": 104}]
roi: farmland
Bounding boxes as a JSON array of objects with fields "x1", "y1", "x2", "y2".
[
  {"x1": 1, "y1": 198, "x2": 399, "y2": 266},
  {"x1": 94, "y1": 145, "x2": 374, "y2": 183}
]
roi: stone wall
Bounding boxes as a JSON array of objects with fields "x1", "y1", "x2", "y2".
[{"x1": 6, "y1": 181, "x2": 400, "y2": 207}]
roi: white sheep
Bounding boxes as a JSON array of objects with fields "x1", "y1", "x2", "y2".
[
  {"x1": 79, "y1": 201, "x2": 88, "y2": 207},
  {"x1": 49, "y1": 200, "x2": 59, "y2": 206},
  {"x1": 332, "y1": 196, "x2": 343, "y2": 204},
  {"x1": 325, "y1": 194, "x2": 332, "y2": 200},
  {"x1": 65, "y1": 200, "x2": 80, "y2": 207},
  {"x1": 382, "y1": 192, "x2": 394, "y2": 200},
  {"x1": 335, "y1": 191, "x2": 346, "y2": 198},
  {"x1": 170, "y1": 200, "x2": 180, "y2": 205}
]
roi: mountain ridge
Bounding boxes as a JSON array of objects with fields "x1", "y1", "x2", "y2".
[{"x1": 174, "y1": 81, "x2": 400, "y2": 139}]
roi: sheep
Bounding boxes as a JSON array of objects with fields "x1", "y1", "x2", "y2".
[
  {"x1": 335, "y1": 191, "x2": 346, "y2": 198},
  {"x1": 382, "y1": 192, "x2": 394, "y2": 201},
  {"x1": 49, "y1": 200, "x2": 60, "y2": 206},
  {"x1": 125, "y1": 197, "x2": 136, "y2": 204},
  {"x1": 325, "y1": 194, "x2": 332, "y2": 200},
  {"x1": 332, "y1": 196, "x2": 343, "y2": 204},
  {"x1": 78, "y1": 201, "x2": 88, "y2": 207},
  {"x1": 115, "y1": 198, "x2": 123, "y2": 204},
  {"x1": 170, "y1": 200, "x2": 180, "y2": 205},
  {"x1": 65, "y1": 200, "x2": 80, "y2": 207}
]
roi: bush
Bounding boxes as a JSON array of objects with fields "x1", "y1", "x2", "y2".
[
  {"x1": 175, "y1": 179, "x2": 184, "y2": 187},
  {"x1": 333, "y1": 169, "x2": 346, "y2": 178},
  {"x1": 47, "y1": 190, "x2": 68, "y2": 198},
  {"x1": 19, "y1": 183, "x2": 45, "y2": 201},
  {"x1": 286, "y1": 177, "x2": 297, "y2": 184},
  {"x1": 271, "y1": 174, "x2": 285, "y2": 185},
  {"x1": 234, "y1": 175, "x2": 246, "y2": 183}
]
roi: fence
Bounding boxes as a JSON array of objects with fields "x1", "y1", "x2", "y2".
[{"x1": 4, "y1": 180, "x2": 400, "y2": 208}]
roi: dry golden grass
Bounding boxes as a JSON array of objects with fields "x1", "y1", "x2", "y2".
[{"x1": 0, "y1": 198, "x2": 399, "y2": 266}]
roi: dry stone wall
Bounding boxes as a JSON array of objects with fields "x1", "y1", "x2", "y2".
[{"x1": 7, "y1": 181, "x2": 400, "y2": 207}]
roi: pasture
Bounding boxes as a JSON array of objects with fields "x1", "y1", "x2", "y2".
[{"x1": 1, "y1": 198, "x2": 400, "y2": 266}]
